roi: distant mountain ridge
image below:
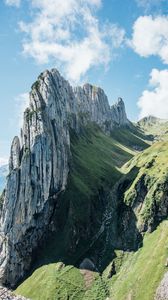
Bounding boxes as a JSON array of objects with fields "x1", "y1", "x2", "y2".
[{"x1": 138, "y1": 115, "x2": 168, "y2": 126}]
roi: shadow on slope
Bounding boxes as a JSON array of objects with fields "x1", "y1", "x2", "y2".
[{"x1": 15, "y1": 124, "x2": 150, "y2": 299}]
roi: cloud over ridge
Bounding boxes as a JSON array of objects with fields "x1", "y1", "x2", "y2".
[{"x1": 16, "y1": 0, "x2": 125, "y2": 82}]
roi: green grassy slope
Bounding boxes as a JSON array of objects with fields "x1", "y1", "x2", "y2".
[
  {"x1": 106, "y1": 221, "x2": 168, "y2": 300},
  {"x1": 16, "y1": 262, "x2": 110, "y2": 300},
  {"x1": 32, "y1": 124, "x2": 149, "y2": 267},
  {"x1": 16, "y1": 221, "x2": 168, "y2": 300},
  {"x1": 16, "y1": 263, "x2": 87, "y2": 300},
  {"x1": 137, "y1": 116, "x2": 168, "y2": 141},
  {"x1": 16, "y1": 124, "x2": 166, "y2": 300},
  {"x1": 122, "y1": 140, "x2": 168, "y2": 230}
]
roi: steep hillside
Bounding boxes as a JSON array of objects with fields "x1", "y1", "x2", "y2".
[
  {"x1": 106, "y1": 221, "x2": 168, "y2": 300},
  {"x1": 15, "y1": 123, "x2": 150, "y2": 300},
  {"x1": 138, "y1": 115, "x2": 168, "y2": 141},
  {"x1": 122, "y1": 139, "x2": 168, "y2": 232},
  {"x1": 0, "y1": 69, "x2": 148, "y2": 287},
  {"x1": 16, "y1": 221, "x2": 168, "y2": 300},
  {"x1": 15, "y1": 127, "x2": 168, "y2": 300},
  {"x1": 19, "y1": 123, "x2": 149, "y2": 268}
]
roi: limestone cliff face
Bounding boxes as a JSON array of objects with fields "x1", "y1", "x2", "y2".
[
  {"x1": 74, "y1": 85, "x2": 129, "y2": 131},
  {"x1": 0, "y1": 69, "x2": 129, "y2": 286},
  {"x1": 111, "y1": 97, "x2": 129, "y2": 126},
  {"x1": 74, "y1": 84, "x2": 111, "y2": 129}
]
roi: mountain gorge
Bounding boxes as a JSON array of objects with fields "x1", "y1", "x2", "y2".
[{"x1": 0, "y1": 69, "x2": 168, "y2": 300}]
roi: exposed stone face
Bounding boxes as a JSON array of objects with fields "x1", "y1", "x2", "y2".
[
  {"x1": 155, "y1": 272, "x2": 168, "y2": 300},
  {"x1": 74, "y1": 85, "x2": 129, "y2": 131},
  {"x1": 74, "y1": 84, "x2": 111, "y2": 129},
  {"x1": 0, "y1": 68, "x2": 129, "y2": 287},
  {"x1": 111, "y1": 97, "x2": 129, "y2": 126},
  {"x1": 0, "y1": 286, "x2": 30, "y2": 300}
]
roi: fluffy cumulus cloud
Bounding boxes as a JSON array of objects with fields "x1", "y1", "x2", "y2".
[
  {"x1": 138, "y1": 68, "x2": 168, "y2": 119},
  {"x1": 130, "y1": 15, "x2": 168, "y2": 64},
  {"x1": 16, "y1": 0, "x2": 125, "y2": 82},
  {"x1": 5, "y1": 0, "x2": 21, "y2": 7}
]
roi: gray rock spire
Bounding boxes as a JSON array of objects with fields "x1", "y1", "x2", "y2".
[{"x1": 111, "y1": 97, "x2": 129, "y2": 126}]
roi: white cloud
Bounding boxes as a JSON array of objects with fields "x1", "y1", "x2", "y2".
[
  {"x1": 135, "y1": 0, "x2": 165, "y2": 11},
  {"x1": 129, "y1": 15, "x2": 168, "y2": 64},
  {"x1": 17, "y1": 0, "x2": 125, "y2": 82},
  {"x1": 15, "y1": 93, "x2": 29, "y2": 127},
  {"x1": 5, "y1": 0, "x2": 21, "y2": 7},
  {"x1": 138, "y1": 68, "x2": 168, "y2": 119}
]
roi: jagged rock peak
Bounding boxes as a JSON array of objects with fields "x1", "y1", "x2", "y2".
[
  {"x1": 116, "y1": 97, "x2": 125, "y2": 104},
  {"x1": 73, "y1": 82, "x2": 111, "y2": 128},
  {"x1": 30, "y1": 68, "x2": 129, "y2": 130},
  {"x1": 111, "y1": 97, "x2": 129, "y2": 126}
]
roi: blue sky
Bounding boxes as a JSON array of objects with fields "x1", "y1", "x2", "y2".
[{"x1": 0, "y1": 0, "x2": 168, "y2": 164}]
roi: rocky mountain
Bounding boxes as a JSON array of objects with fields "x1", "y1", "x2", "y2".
[
  {"x1": 138, "y1": 115, "x2": 163, "y2": 126},
  {"x1": 138, "y1": 115, "x2": 168, "y2": 142},
  {"x1": 0, "y1": 69, "x2": 130, "y2": 287},
  {"x1": 0, "y1": 68, "x2": 168, "y2": 300}
]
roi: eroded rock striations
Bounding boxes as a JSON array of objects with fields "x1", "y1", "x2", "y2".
[{"x1": 0, "y1": 69, "x2": 129, "y2": 287}]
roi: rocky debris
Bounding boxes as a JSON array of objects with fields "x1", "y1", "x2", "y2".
[
  {"x1": 155, "y1": 272, "x2": 168, "y2": 300},
  {"x1": 0, "y1": 286, "x2": 30, "y2": 300},
  {"x1": 0, "y1": 68, "x2": 129, "y2": 287}
]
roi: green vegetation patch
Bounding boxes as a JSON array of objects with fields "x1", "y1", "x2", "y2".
[{"x1": 107, "y1": 221, "x2": 168, "y2": 300}]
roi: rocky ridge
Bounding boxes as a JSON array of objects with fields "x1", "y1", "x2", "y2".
[
  {"x1": 0, "y1": 69, "x2": 129, "y2": 287},
  {"x1": 0, "y1": 286, "x2": 29, "y2": 300},
  {"x1": 155, "y1": 272, "x2": 168, "y2": 300}
]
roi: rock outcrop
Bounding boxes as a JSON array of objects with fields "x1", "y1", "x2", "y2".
[
  {"x1": 155, "y1": 272, "x2": 168, "y2": 300},
  {"x1": 74, "y1": 85, "x2": 129, "y2": 131},
  {"x1": 0, "y1": 68, "x2": 129, "y2": 287},
  {"x1": 111, "y1": 97, "x2": 129, "y2": 126},
  {"x1": 0, "y1": 286, "x2": 30, "y2": 300}
]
